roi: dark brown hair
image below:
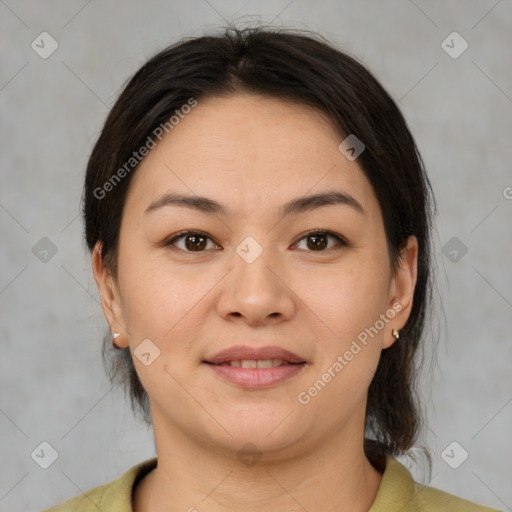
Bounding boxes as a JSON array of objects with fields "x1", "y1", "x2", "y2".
[{"x1": 83, "y1": 25, "x2": 436, "y2": 472}]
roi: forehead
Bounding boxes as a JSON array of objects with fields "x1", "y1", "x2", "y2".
[{"x1": 123, "y1": 93, "x2": 380, "y2": 223}]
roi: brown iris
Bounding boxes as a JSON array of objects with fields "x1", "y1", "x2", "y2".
[
  {"x1": 306, "y1": 233, "x2": 328, "y2": 251},
  {"x1": 184, "y1": 234, "x2": 208, "y2": 251}
]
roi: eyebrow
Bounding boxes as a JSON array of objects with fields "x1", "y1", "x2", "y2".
[{"x1": 144, "y1": 190, "x2": 365, "y2": 217}]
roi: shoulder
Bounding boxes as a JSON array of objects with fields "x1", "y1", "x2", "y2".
[
  {"x1": 406, "y1": 480, "x2": 502, "y2": 511},
  {"x1": 369, "y1": 454, "x2": 502, "y2": 512},
  {"x1": 41, "y1": 481, "x2": 111, "y2": 512},
  {"x1": 41, "y1": 457, "x2": 158, "y2": 512}
]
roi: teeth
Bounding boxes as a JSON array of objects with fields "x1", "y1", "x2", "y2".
[{"x1": 218, "y1": 359, "x2": 287, "y2": 368}]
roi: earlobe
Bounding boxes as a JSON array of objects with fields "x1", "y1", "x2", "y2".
[
  {"x1": 92, "y1": 242, "x2": 129, "y2": 348},
  {"x1": 383, "y1": 235, "x2": 418, "y2": 349}
]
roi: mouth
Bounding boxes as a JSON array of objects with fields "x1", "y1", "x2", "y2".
[
  {"x1": 203, "y1": 345, "x2": 307, "y2": 389},
  {"x1": 205, "y1": 359, "x2": 301, "y2": 368},
  {"x1": 204, "y1": 345, "x2": 306, "y2": 365}
]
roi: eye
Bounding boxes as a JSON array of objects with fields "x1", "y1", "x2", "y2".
[
  {"x1": 164, "y1": 230, "x2": 221, "y2": 252},
  {"x1": 293, "y1": 229, "x2": 349, "y2": 252},
  {"x1": 163, "y1": 229, "x2": 349, "y2": 253}
]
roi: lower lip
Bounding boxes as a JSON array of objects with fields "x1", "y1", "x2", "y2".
[{"x1": 204, "y1": 363, "x2": 306, "y2": 389}]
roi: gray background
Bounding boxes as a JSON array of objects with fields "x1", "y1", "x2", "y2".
[{"x1": 1, "y1": 1, "x2": 511, "y2": 510}]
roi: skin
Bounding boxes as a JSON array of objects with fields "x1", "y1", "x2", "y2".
[{"x1": 92, "y1": 93, "x2": 418, "y2": 512}]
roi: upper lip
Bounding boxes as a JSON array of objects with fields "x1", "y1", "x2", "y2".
[{"x1": 204, "y1": 345, "x2": 306, "y2": 364}]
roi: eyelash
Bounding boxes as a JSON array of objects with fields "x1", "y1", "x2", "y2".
[{"x1": 163, "y1": 229, "x2": 349, "y2": 253}]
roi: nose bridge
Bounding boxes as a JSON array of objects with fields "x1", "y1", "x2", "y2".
[
  {"x1": 217, "y1": 233, "x2": 294, "y2": 323},
  {"x1": 232, "y1": 233, "x2": 281, "y2": 291}
]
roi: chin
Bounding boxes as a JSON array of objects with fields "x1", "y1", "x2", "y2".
[{"x1": 205, "y1": 407, "x2": 305, "y2": 451}]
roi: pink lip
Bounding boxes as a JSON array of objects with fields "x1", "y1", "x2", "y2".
[
  {"x1": 203, "y1": 345, "x2": 307, "y2": 389},
  {"x1": 204, "y1": 345, "x2": 305, "y2": 365},
  {"x1": 205, "y1": 363, "x2": 306, "y2": 389}
]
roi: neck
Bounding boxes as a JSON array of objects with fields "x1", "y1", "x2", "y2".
[{"x1": 133, "y1": 416, "x2": 383, "y2": 512}]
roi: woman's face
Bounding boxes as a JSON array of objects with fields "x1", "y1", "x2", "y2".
[{"x1": 93, "y1": 93, "x2": 417, "y2": 458}]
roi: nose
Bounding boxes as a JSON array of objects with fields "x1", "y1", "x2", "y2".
[{"x1": 216, "y1": 242, "x2": 296, "y2": 327}]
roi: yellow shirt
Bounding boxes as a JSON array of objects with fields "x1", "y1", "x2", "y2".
[{"x1": 42, "y1": 455, "x2": 501, "y2": 511}]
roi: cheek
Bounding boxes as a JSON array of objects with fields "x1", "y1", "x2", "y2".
[
  {"x1": 116, "y1": 240, "x2": 182, "y2": 337},
  {"x1": 117, "y1": 241, "x2": 222, "y2": 350},
  {"x1": 116, "y1": 252, "x2": 208, "y2": 397},
  {"x1": 120, "y1": 268, "x2": 197, "y2": 339},
  {"x1": 297, "y1": 260, "x2": 390, "y2": 414},
  {"x1": 303, "y1": 253, "x2": 391, "y2": 346}
]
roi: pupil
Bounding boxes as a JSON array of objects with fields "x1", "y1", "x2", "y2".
[{"x1": 308, "y1": 234, "x2": 327, "y2": 250}]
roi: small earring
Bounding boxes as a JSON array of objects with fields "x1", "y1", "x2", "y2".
[
  {"x1": 112, "y1": 332, "x2": 122, "y2": 349},
  {"x1": 392, "y1": 329, "x2": 400, "y2": 340}
]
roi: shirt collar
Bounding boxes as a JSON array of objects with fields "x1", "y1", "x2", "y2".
[
  {"x1": 104, "y1": 453, "x2": 415, "y2": 511},
  {"x1": 369, "y1": 454, "x2": 417, "y2": 511}
]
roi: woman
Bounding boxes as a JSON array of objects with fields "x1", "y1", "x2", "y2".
[{"x1": 44, "y1": 26, "x2": 500, "y2": 511}]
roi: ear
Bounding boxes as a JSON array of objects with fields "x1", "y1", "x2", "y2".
[
  {"x1": 92, "y1": 242, "x2": 129, "y2": 348},
  {"x1": 382, "y1": 235, "x2": 418, "y2": 349}
]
